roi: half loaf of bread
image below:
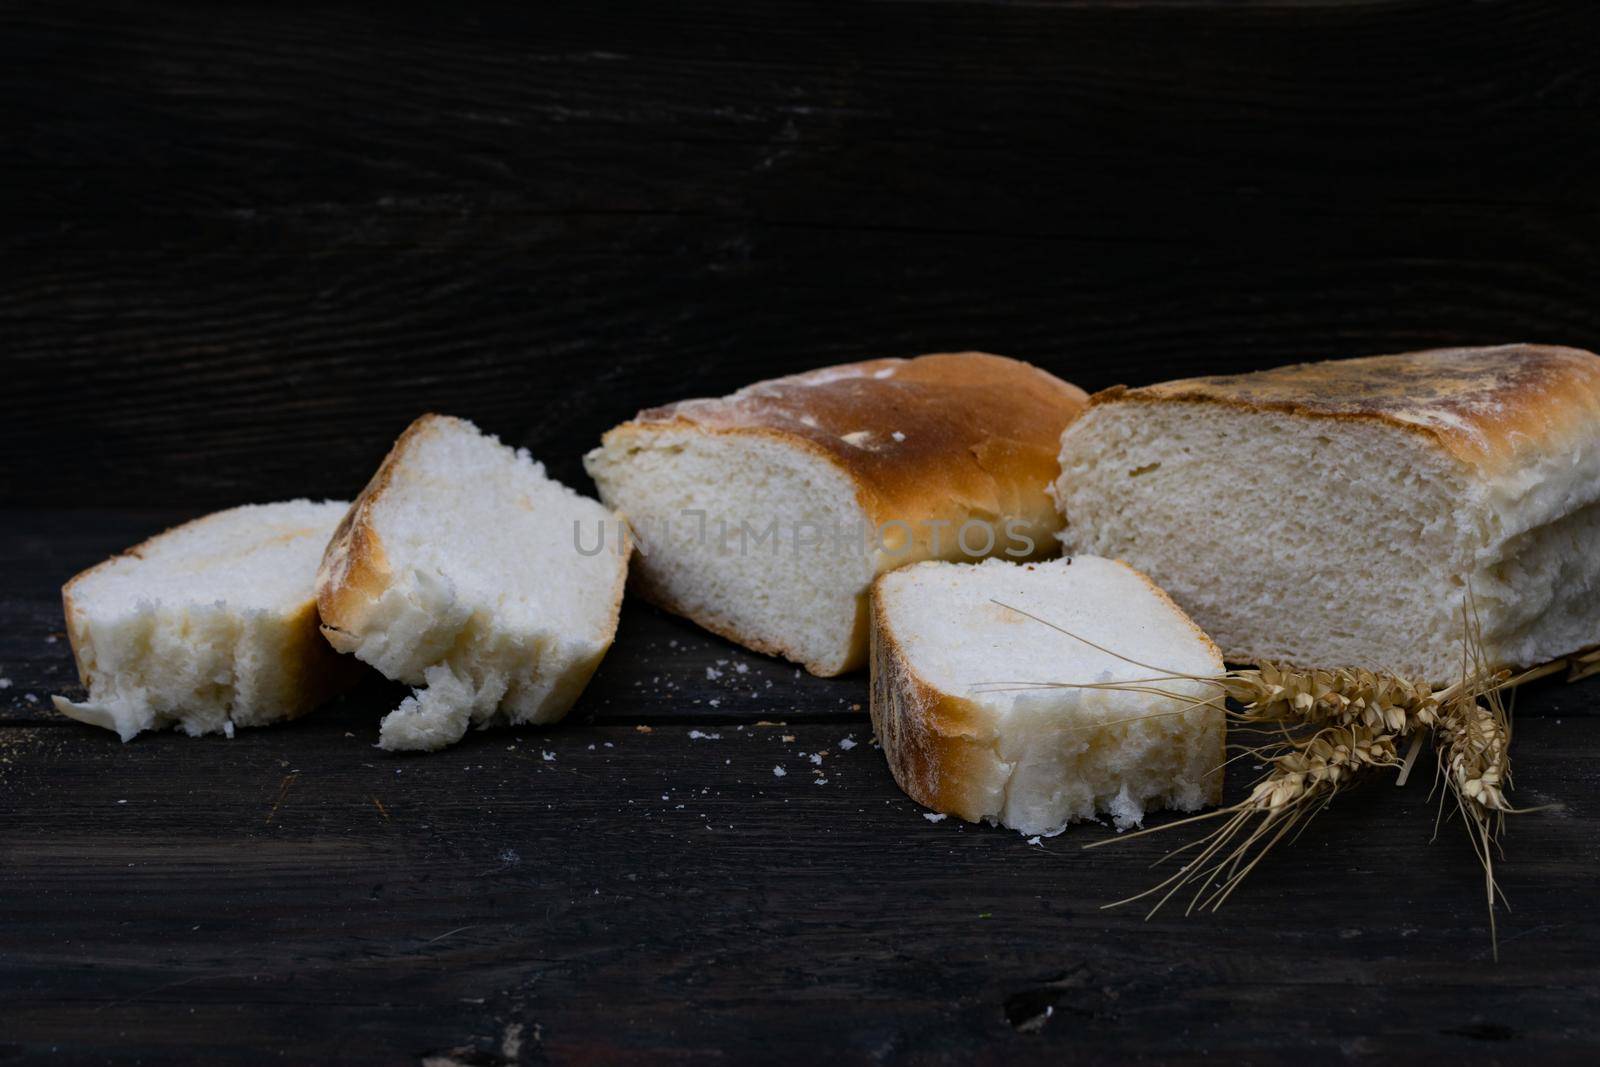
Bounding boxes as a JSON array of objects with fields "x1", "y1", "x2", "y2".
[
  {"x1": 585, "y1": 352, "x2": 1087, "y2": 676},
  {"x1": 53, "y1": 500, "x2": 358, "y2": 741},
  {"x1": 317, "y1": 414, "x2": 629, "y2": 751},
  {"x1": 1055, "y1": 344, "x2": 1600, "y2": 684}
]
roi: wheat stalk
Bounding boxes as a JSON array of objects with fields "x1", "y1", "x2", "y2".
[{"x1": 987, "y1": 598, "x2": 1546, "y2": 958}]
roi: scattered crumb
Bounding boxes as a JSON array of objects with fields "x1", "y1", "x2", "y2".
[
  {"x1": 707, "y1": 699, "x2": 720, "y2": 708},
  {"x1": 1026, "y1": 836, "x2": 1043, "y2": 848},
  {"x1": 891, "y1": 431, "x2": 906, "y2": 442},
  {"x1": 814, "y1": 778, "x2": 828, "y2": 786},
  {"x1": 705, "y1": 667, "x2": 723, "y2": 680},
  {"x1": 781, "y1": 734, "x2": 796, "y2": 742},
  {"x1": 809, "y1": 753, "x2": 823, "y2": 766},
  {"x1": 542, "y1": 751, "x2": 556, "y2": 762},
  {"x1": 923, "y1": 813, "x2": 947, "y2": 823},
  {"x1": 687, "y1": 730, "x2": 722, "y2": 741},
  {"x1": 635, "y1": 725, "x2": 653, "y2": 734},
  {"x1": 0, "y1": 678, "x2": 10, "y2": 689},
  {"x1": 733, "y1": 663, "x2": 749, "y2": 674},
  {"x1": 772, "y1": 766, "x2": 787, "y2": 778},
  {"x1": 839, "y1": 737, "x2": 857, "y2": 750},
  {"x1": 23, "y1": 694, "x2": 38, "y2": 704}
]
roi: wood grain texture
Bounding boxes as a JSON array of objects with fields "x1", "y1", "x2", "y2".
[
  {"x1": 5, "y1": 1, "x2": 1600, "y2": 505},
  {"x1": 7, "y1": 2, "x2": 1600, "y2": 1060},
  {"x1": 4, "y1": 707, "x2": 1599, "y2": 1064}
]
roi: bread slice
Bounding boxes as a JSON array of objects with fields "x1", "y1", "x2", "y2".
[
  {"x1": 1055, "y1": 344, "x2": 1600, "y2": 684},
  {"x1": 870, "y1": 556, "x2": 1224, "y2": 835},
  {"x1": 584, "y1": 352, "x2": 1087, "y2": 676},
  {"x1": 317, "y1": 414, "x2": 630, "y2": 751},
  {"x1": 52, "y1": 500, "x2": 359, "y2": 741}
]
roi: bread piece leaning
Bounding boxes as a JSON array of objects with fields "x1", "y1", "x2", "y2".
[
  {"x1": 585, "y1": 352, "x2": 1087, "y2": 676},
  {"x1": 53, "y1": 500, "x2": 359, "y2": 741},
  {"x1": 1055, "y1": 344, "x2": 1600, "y2": 684},
  {"x1": 870, "y1": 556, "x2": 1225, "y2": 836},
  {"x1": 317, "y1": 414, "x2": 630, "y2": 752}
]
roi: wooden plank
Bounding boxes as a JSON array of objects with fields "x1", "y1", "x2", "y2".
[
  {"x1": 3, "y1": 709, "x2": 1598, "y2": 1062},
  {"x1": 5, "y1": 2, "x2": 1600, "y2": 506}
]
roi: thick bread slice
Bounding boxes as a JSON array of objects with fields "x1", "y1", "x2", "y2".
[
  {"x1": 1055, "y1": 344, "x2": 1600, "y2": 684},
  {"x1": 584, "y1": 352, "x2": 1087, "y2": 676},
  {"x1": 52, "y1": 500, "x2": 359, "y2": 741},
  {"x1": 317, "y1": 414, "x2": 629, "y2": 751},
  {"x1": 870, "y1": 556, "x2": 1224, "y2": 836}
]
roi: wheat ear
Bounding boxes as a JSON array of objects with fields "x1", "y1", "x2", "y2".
[{"x1": 985, "y1": 599, "x2": 1545, "y2": 956}]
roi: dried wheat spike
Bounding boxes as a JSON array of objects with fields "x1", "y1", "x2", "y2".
[
  {"x1": 1221, "y1": 662, "x2": 1443, "y2": 734},
  {"x1": 1437, "y1": 699, "x2": 1512, "y2": 815}
]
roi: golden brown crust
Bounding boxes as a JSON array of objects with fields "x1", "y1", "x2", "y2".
[
  {"x1": 622, "y1": 352, "x2": 1087, "y2": 534},
  {"x1": 1085, "y1": 344, "x2": 1600, "y2": 474},
  {"x1": 868, "y1": 576, "x2": 999, "y2": 820},
  {"x1": 315, "y1": 414, "x2": 451, "y2": 647}
]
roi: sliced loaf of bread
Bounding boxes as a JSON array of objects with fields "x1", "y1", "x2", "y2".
[
  {"x1": 1054, "y1": 344, "x2": 1600, "y2": 683},
  {"x1": 317, "y1": 414, "x2": 630, "y2": 751},
  {"x1": 53, "y1": 500, "x2": 358, "y2": 741},
  {"x1": 585, "y1": 352, "x2": 1087, "y2": 676},
  {"x1": 870, "y1": 556, "x2": 1224, "y2": 836}
]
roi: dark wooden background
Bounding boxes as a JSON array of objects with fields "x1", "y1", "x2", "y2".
[{"x1": 4, "y1": 2, "x2": 1600, "y2": 1063}]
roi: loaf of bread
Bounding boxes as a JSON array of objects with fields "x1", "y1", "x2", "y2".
[
  {"x1": 52, "y1": 501, "x2": 359, "y2": 741},
  {"x1": 317, "y1": 414, "x2": 630, "y2": 751},
  {"x1": 1055, "y1": 344, "x2": 1600, "y2": 683},
  {"x1": 584, "y1": 352, "x2": 1087, "y2": 676},
  {"x1": 870, "y1": 556, "x2": 1225, "y2": 835}
]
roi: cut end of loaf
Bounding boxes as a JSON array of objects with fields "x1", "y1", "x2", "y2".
[
  {"x1": 1057, "y1": 363, "x2": 1600, "y2": 684},
  {"x1": 586, "y1": 422, "x2": 878, "y2": 676},
  {"x1": 870, "y1": 556, "x2": 1225, "y2": 837}
]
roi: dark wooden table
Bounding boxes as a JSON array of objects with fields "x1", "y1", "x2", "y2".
[
  {"x1": 5, "y1": 511, "x2": 1600, "y2": 1063},
  {"x1": 6, "y1": 1, "x2": 1600, "y2": 1062}
]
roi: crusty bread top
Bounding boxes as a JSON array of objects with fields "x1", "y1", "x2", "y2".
[
  {"x1": 605, "y1": 352, "x2": 1088, "y2": 525},
  {"x1": 1084, "y1": 344, "x2": 1600, "y2": 474}
]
